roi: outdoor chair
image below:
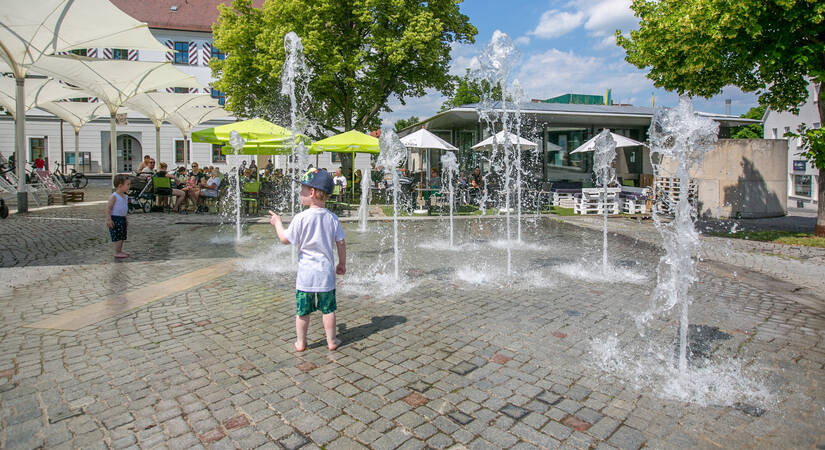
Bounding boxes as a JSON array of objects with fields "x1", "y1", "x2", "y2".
[
  {"x1": 241, "y1": 181, "x2": 261, "y2": 215},
  {"x1": 151, "y1": 176, "x2": 174, "y2": 212},
  {"x1": 619, "y1": 186, "x2": 651, "y2": 214},
  {"x1": 574, "y1": 187, "x2": 621, "y2": 215}
]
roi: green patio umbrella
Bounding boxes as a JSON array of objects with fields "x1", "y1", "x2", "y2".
[
  {"x1": 192, "y1": 117, "x2": 309, "y2": 146},
  {"x1": 310, "y1": 130, "x2": 380, "y2": 202},
  {"x1": 220, "y1": 141, "x2": 292, "y2": 155}
]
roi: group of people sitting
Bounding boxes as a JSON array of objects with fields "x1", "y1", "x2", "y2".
[{"x1": 135, "y1": 155, "x2": 221, "y2": 213}]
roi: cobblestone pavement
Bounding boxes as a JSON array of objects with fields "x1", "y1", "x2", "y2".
[{"x1": 1, "y1": 205, "x2": 824, "y2": 449}]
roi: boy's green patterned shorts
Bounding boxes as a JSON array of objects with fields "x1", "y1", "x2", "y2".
[{"x1": 295, "y1": 289, "x2": 337, "y2": 316}]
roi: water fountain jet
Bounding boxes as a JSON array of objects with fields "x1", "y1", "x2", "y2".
[{"x1": 378, "y1": 129, "x2": 407, "y2": 280}]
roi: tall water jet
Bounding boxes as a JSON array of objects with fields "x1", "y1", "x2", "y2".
[
  {"x1": 378, "y1": 129, "x2": 407, "y2": 280},
  {"x1": 357, "y1": 169, "x2": 371, "y2": 231},
  {"x1": 640, "y1": 96, "x2": 718, "y2": 374},
  {"x1": 281, "y1": 31, "x2": 313, "y2": 218},
  {"x1": 441, "y1": 151, "x2": 459, "y2": 247},
  {"x1": 228, "y1": 131, "x2": 245, "y2": 242},
  {"x1": 472, "y1": 31, "x2": 521, "y2": 276},
  {"x1": 593, "y1": 129, "x2": 617, "y2": 275},
  {"x1": 512, "y1": 80, "x2": 524, "y2": 242}
]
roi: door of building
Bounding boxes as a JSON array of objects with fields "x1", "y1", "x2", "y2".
[{"x1": 117, "y1": 135, "x2": 141, "y2": 173}]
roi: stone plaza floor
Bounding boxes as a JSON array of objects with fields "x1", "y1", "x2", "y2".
[{"x1": 1, "y1": 203, "x2": 824, "y2": 449}]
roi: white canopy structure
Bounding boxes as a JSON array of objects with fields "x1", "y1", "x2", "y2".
[
  {"x1": 401, "y1": 128, "x2": 458, "y2": 186},
  {"x1": 126, "y1": 93, "x2": 219, "y2": 164},
  {"x1": 37, "y1": 101, "x2": 111, "y2": 172},
  {"x1": 471, "y1": 131, "x2": 538, "y2": 150},
  {"x1": 166, "y1": 106, "x2": 230, "y2": 167},
  {"x1": 31, "y1": 54, "x2": 202, "y2": 183},
  {"x1": 0, "y1": 0, "x2": 170, "y2": 210},
  {"x1": 0, "y1": 77, "x2": 85, "y2": 118},
  {"x1": 570, "y1": 131, "x2": 645, "y2": 154}
]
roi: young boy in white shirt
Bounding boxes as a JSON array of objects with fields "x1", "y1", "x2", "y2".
[{"x1": 270, "y1": 168, "x2": 346, "y2": 351}]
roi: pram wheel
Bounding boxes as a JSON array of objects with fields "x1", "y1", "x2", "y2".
[
  {"x1": 142, "y1": 202, "x2": 152, "y2": 213},
  {"x1": 0, "y1": 200, "x2": 8, "y2": 219}
]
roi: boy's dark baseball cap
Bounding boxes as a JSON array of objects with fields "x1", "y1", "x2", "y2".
[{"x1": 299, "y1": 168, "x2": 334, "y2": 194}]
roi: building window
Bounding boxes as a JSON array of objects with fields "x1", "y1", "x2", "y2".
[
  {"x1": 174, "y1": 42, "x2": 189, "y2": 64},
  {"x1": 211, "y1": 45, "x2": 225, "y2": 60},
  {"x1": 793, "y1": 160, "x2": 807, "y2": 172},
  {"x1": 211, "y1": 88, "x2": 226, "y2": 106},
  {"x1": 212, "y1": 144, "x2": 226, "y2": 163},
  {"x1": 175, "y1": 140, "x2": 188, "y2": 163},
  {"x1": 112, "y1": 48, "x2": 128, "y2": 60},
  {"x1": 814, "y1": 122, "x2": 821, "y2": 129},
  {"x1": 794, "y1": 175, "x2": 812, "y2": 197},
  {"x1": 173, "y1": 87, "x2": 189, "y2": 94},
  {"x1": 29, "y1": 137, "x2": 46, "y2": 161},
  {"x1": 70, "y1": 49, "x2": 87, "y2": 56},
  {"x1": 331, "y1": 152, "x2": 341, "y2": 163}
]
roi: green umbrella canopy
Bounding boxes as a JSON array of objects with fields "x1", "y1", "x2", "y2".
[
  {"x1": 220, "y1": 141, "x2": 293, "y2": 155},
  {"x1": 192, "y1": 118, "x2": 308, "y2": 145},
  {"x1": 310, "y1": 130, "x2": 380, "y2": 155}
]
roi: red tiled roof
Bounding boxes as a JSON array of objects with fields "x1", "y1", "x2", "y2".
[{"x1": 110, "y1": 0, "x2": 264, "y2": 33}]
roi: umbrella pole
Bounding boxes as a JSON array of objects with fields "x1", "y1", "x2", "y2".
[
  {"x1": 110, "y1": 112, "x2": 117, "y2": 187},
  {"x1": 155, "y1": 124, "x2": 161, "y2": 166},
  {"x1": 74, "y1": 129, "x2": 80, "y2": 174},
  {"x1": 15, "y1": 77, "x2": 27, "y2": 212}
]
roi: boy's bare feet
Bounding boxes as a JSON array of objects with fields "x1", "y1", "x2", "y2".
[
  {"x1": 114, "y1": 252, "x2": 128, "y2": 258},
  {"x1": 294, "y1": 341, "x2": 306, "y2": 352},
  {"x1": 327, "y1": 338, "x2": 341, "y2": 351}
]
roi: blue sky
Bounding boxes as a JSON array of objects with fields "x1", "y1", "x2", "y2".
[{"x1": 380, "y1": 0, "x2": 758, "y2": 126}]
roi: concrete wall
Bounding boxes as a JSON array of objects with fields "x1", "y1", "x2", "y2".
[{"x1": 661, "y1": 139, "x2": 787, "y2": 218}]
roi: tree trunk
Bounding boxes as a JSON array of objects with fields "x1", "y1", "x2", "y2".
[{"x1": 818, "y1": 81, "x2": 825, "y2": 236}]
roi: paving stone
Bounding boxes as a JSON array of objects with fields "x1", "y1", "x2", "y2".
[
  {"x1": 279, "y1": 432, "x2": 310, "y2": 450},
  {"x1": 448, "y1": 411, "x2": 474, "y2": 425},
  {"x1": 500, "y1": 403, "x2": 529, "y2": 420},
  {"x1": 608, "y1": 425, "x2": 646, "y2": 450}
]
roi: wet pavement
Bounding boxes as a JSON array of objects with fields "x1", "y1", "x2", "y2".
[{"x1": 1, "y1": 204, "x2": 824, "y2": 449}]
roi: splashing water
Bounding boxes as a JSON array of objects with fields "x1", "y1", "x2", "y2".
[
  {"x1": 357, "y1": 170, "x2": 371, "y2": 232},
  {"x1": 228, "y1": 131, "x2": 245, "y2": 242},
  {"x1": 377, "y1": 129, "x2": 407, "y2": 280},
  {"x1": 593, "y1": 129, "x2": 617, "y2": 275},
  {"x1": 441, "y1": 151, "x2": 459, "y2": 247},
  {"x1": 281, "y1": 32, "x2": 313, "y2": 218},
  {"x1": 640, "y1": 96, "x2": 719, "y2": 375},
  {"x1": 472, "y1": 31, "x2": 522, "y2": 276}
]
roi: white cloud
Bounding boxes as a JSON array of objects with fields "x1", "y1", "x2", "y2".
[
  {"x1": 528, "y1": 10, "x2": 585, "y2": 39},
  {"x1": 514, "y1": 36, "x2": 531, "y2": 46},
  {"x1": 448, "y1": 42, "x2": 479, "y2": 76}
]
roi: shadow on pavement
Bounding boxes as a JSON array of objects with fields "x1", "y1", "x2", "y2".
[{"x1": 308, "y1": 315, "x2": 407, "y2": 349}]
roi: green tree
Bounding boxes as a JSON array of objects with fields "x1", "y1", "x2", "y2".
[
  {"x1": 729, "y1": 105, "x2": 766, "y2": 139},
  {"x1": 617, "y1": 0, "x2": 825, "y2": 235},
  {"x1": 441, "y1": 69, "x2": 503, "y2": 111},
  {"x1": 394, "y1": 116, "x2": 419, "y2": 132},
  {"x1": 211, "y1": 0, "x2": 476, "y2": 135}
]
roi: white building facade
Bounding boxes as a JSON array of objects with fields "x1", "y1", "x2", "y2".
[
  {"x1": 763, "y1": 80, "x2": 821, "y2": 209},
  {"x1": 0, "y1": 1, "x2": 347, "y2": 175}
]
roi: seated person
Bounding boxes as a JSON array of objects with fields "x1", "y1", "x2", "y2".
[
  {"x1": 181, "y1": 168, "x2": 202, "y2": 208},
  {"x1": 139, "y1": 159, "x2": 156, "y2": 178},
  {"x1": 199, "y1": 168, "x2": 221, "y2": 201},
  {"x1": 155, "y1": 162, "x2": 186, "y2": 211},
  {"x1": 429, "y1": 168, "x2": 442, "y2": 190},
  {"x1": 135, "y1": 155, "x2": 151, "y2": 173},
  {"x1": 333, "y1": 168, "x2": 347, "y2": 197},
  {"x1": 354, "y1": 169, "x2": 362, "y2": 187}
]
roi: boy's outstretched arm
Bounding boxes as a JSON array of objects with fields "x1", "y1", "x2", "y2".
[
  {"x1": 269, "y1": 210, "x2": 290, "y2": 244},
  {"x1": 336, "y1": 239, "x2": 346, "y2": 275}
]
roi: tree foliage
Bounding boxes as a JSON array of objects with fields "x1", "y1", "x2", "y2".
[
  {"x1": 441, "y1": 69, "x2": 503, "y2": 111},
  {"x1": 211, "y1": 0, "x2": 477, "y2": 135},
  {"x1": 729, "y1": 105, "x2": 766, "y2": 139},
  {"x1": 394, "y1": 116, "x2": 419, "y2": 132}
]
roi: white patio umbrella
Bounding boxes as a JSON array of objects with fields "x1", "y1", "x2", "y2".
[
  {"x1": 471, "y1": 130, "x2": 538, "y2": 150},
  {"x1": 400, "y1": 128, "x2": 458, "y2": 187},
  {"x1": 166, "y1": 106, "x2": 230, "y2": 168},
  {"x1": 37, "y1": 101, "x2": 111, "y2": 172},
  {"x1": 0, "y1": 77, "x2": 86, "y2": 117},
  {"x1": 126, "y1": 93, "x2": 219, "y2": 165},
  {"x1": 31, "y1": 54, "x2": 202, "y2": 184},
  {"x1": 0, "y1": 0, "x2": 169, "y2": 210},
  {"x1": 570, "y1": 131, "x2": 645, "y2": 153}
]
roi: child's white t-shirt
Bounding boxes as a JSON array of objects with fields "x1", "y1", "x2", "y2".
[{"x1": 285, "y1": 207, "x2": 345, "y2": 292}]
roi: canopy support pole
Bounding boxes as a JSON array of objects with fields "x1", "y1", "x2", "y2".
[
  {"x1": 183, "y1": 132, "x2": 189, "y2": 168},
  {"x1": 155, "y1": 124, "x2": 161, "y2": 166},
  {"x1": 15, "y1": 77, "x2": 27, "y2": 212},
  {"x1": 110, "y1": 112, "x2": 117, "y2": 187},
  {"x1": 74, "y1": 128, "x2": 80, "y2": 173}
]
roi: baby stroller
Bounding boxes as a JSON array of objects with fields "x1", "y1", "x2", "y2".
[{"x1": 127, "y1": 175, "x2": 153, "y2": 213}]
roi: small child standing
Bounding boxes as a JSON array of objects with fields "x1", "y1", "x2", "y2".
[
  {"x1": 270, "y1": 168, "x2": 346, "y2": 351},
  {"x1": 106, "y1": 174, "x2": 131, "y2": 258}
]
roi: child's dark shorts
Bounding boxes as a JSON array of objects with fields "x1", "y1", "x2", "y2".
[
  {"x1": 109, "y1": 216, "x2": 127, "y2": 242},
  {"x1": 295, "y1": 289, "x2": 336, "y2": 316}
]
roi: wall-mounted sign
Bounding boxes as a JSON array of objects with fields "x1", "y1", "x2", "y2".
[{"x1": 793, "y1": 160, "x2": 806, "y2": 171}]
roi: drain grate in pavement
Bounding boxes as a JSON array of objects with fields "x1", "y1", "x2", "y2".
[
  {"x1": 448, "y1": 411, "x2": 474, "y2": 425},
  {"x1": 734, "y1": 402, "x2": 765, "y2": 417},
  {"x1": 673, "y1": 324, "x2": 733, "y2": 363},
  {"x1": 449, "y1": 361, "x2": 478, "y2": 376},
  {"x1": 49, "y1": 409, "x2": 83, "y2": 424},
  {"x1": 500, "y1": 404, "x2": 529, "y2": 420}
]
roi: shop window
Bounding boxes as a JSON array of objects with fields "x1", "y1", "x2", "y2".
[
  {"x1": 794, "y1": 175, "x2": 812, "y2": 197},
  {"x1": 29, "y1": 137, "x2": 46, "y2": 161},
  {"x1": 212, "y1": 144, "x2": 226, "y2": 163}
]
